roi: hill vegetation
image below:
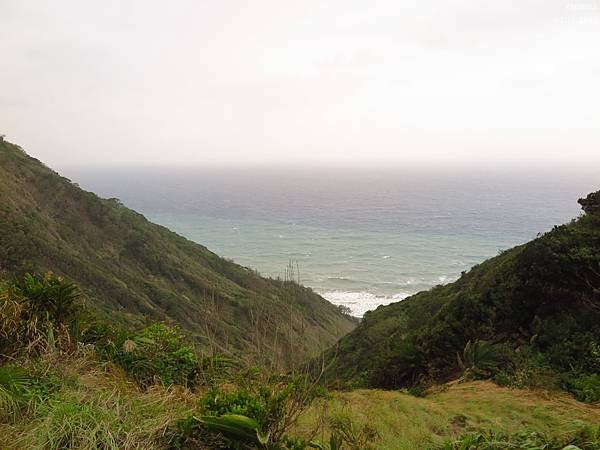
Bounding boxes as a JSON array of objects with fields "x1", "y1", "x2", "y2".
[
  {"x1": 295, "y1": 382, "x2": 600, "y2": 449},
  {"x1": 325, "y1": 190, "x2": 600, "y2": 401},
  {"x1": 1, "y1": 138, "x2": 599, "y2": 449},
  {"x1": 1, "y1": 271, "x2": 598, "y2": 449},
  {"x1": 0, "y1": 139, "x2": 356, "y2": 364}
]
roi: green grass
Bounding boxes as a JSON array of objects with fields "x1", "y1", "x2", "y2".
[
  {"x1": 2, "y1": 355, "x2": 599, "y2": 449},
  {"x1": 295, "y1": 381, "x2": 600, "y2": 450},
  {"x1": 0, "y1": 354, "x2": 197, "y2": 449}
]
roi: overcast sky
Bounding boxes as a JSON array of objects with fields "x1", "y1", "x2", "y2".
[{"x1": 1, "y1": 1, "x2": 599, "y2": 168}]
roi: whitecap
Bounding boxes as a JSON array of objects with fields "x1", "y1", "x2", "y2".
[{"x1": 319, "y1": 290, "x2": 411, "y2": 318}]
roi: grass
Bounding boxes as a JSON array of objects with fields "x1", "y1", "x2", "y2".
[
  {"x1": 1, "y1": 355, "x2": 599, "y2": 449},
  {"x1": 295, "y1": 381, "x2": 600, "y2": 449},
  {"x1": 0, "y1": 354, "x2": 197, "y2": 450}
]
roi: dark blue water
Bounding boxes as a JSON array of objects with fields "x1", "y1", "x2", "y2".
[{"x1": 65, "y1": 166, "x2": 598, "y2": 316}]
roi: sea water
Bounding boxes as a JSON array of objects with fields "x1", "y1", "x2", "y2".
[{"x1": 66, "y1": 166, "x2": 598, "y2": 317}]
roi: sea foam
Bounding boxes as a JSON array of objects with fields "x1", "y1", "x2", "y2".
[{"x1": 320, "y1": 290, "x2": 410, "y2": 318}]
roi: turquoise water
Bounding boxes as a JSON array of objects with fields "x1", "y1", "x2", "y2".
[
  {"x1": 143, "y1": 213, "x2": 495, "y2": 316},
  {"x1": 67, "y1": 167, "x2": 598, "y2": 316}
]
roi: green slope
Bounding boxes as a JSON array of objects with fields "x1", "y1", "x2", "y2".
[
  {"x1": 327, "y1": 190, "x2": 600, "y2": 388},
  {"x1": 0, "y1": 139, "x2": 356, "y2": 362},
  {"x1": 295, "y1": 381, "x2": 600, "y2": 449}
]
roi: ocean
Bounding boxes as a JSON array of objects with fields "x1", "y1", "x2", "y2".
[{"x1": 66, "y1": 166, "x2": 598, "y2": 317}]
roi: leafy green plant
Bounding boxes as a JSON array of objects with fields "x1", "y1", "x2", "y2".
[
  {"x1": 566, "y1": 373, "x2": 600, "y2": 403},
  {"x1": 14, "y1": 273, "x2": 80, "y2": 327},
  {"x1": 196, "y1": 414, "x2": 270, "y2": 448},
  {"x1": 111, "y1": 323, "x2": 199, "y2": 388},
  {"x1": 0, "y1": 273, "x2": 81, "y2": 357},
  {"x1": 201, "y1": 388, "x2": 268, "y2": 423},
  {"x1": 400, "y1": 385, "x2": 427, "y2": 397},
  {"x1": 457, "y1": 340, "x2": 503, "y2": 380},
  {"x1": 0, "y1": 365, "x2": 31, "y2": 419},
  {"x1": 172, "y1": 373, "x2": 324, "y2": 448},
  {"x1": 493, "y1": 346, "x2": 560, "y2": 390},
  {"x1": 0, "y1": 362, "x2": 64, "y2": 422}
]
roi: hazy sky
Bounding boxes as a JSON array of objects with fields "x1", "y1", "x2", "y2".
[{"x1": 1, "y1": 1, "x2": 599, "y2": 168}]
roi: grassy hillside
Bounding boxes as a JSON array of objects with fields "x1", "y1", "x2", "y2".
[
  {"x1": 2, "y1": 348, "x2": 597, "y2": 450},
  {"x1": 0, "y1": 139, "x2": 355, "y2": 363},
  {"x1": 295, "y1": 381, "x2": 600, "y2": 449},
  {"x1": 326, "y1": 190, "x2": 600, "y2": 392}
]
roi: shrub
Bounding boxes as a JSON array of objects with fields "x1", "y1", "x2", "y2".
[
  {"x1": 13, "y1": 272, "x2": 80, "y2": 327},
  {"x1": 111, "y1": 323, "x2": 199, "y2": 389},
  {"x1": 368, "y1": 338, "x2": 424, "y2": 388},
  {"x1": 196, "y1": 414, "x2": 270, "y2": 448},
  {"x1": 171, "y1": 374, "x2": 324, "y2": 448},
  {"x1": 566, "y1": 373, "x2": 600, "y2": 403},
  {"x1": 0, "y1": 273, "x2": 81, "y2": 357},
  {"x1": 400, "y1": 385, "x2": 427, "y2": 397},
  {"x1": 0, "y1": 365, "x2": 32, "y2": 420},
  {"x1": 457, "y1": 340, "x2": 504, "y2": 380},
  {"x1": 202, "y1": 375, "x2": 321, "y2": 441},
  {"x1": 493, "y1": 347, "x2": 560, "y2": 390}
]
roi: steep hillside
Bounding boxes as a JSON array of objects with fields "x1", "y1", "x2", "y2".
[
  {"x1": 0, "y1": 139, "x2": 355, "y2": 362},
  {"x1": 327, "y1": 191, "x2": 600, "y2": 389}
]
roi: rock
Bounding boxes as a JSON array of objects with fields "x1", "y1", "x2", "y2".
[{"x1": 578, "y1": 191, "x2": 600, "y2": 214}]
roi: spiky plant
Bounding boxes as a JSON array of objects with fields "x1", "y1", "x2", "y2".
[
  {"x1": 457, "y1": 340, "x2": 503, "y2": 380},
  {"x1": 0, "y1": 365, "x2": 31, "y2": 419},
  {"x1": 0, "y1": 272, "x2": 82, "y2": 356},
  {"x1": 14, "y1": 273, "x2": 80, "y2": 326}
]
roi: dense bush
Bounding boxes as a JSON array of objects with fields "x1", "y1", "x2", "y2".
[
  {"x1": 566, "y1": 373, "x2": 600, "y2": 403},
  {"x1": 493, "y1": 347, "x2": 560, "y2": 390},
  {"x1": 109, "y1": 323, "x2": 199, "y2": 389},
  {"x1": 399, "y1": 385, "x2": 427, "y2": 397},
  {"x1": 13, "y1": 273, "x2": 80, "y2": 327},
  {"x1": 77, "y1": 311, "x2": 232, "y2": 390},
  {"x1": 171, "y1": 374, "x2": 324, "y2": 449}
]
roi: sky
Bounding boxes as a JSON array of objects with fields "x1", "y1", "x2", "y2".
[{"x1": 1, "y1": 0, "x2": 599, "y2": 169}]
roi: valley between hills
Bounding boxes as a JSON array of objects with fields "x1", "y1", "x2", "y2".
[{"x1": 1, "y1": 139, "x2": 599, "y2": 449}]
